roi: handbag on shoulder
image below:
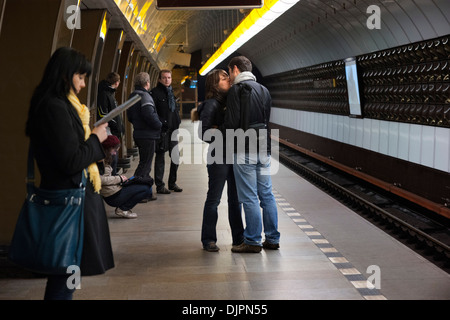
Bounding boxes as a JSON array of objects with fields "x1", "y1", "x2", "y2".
[{"x1": 8, "y1": 145, "x2": 86, "y2": 275}]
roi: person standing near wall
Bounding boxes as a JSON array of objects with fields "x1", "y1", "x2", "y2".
[
  {"x1": 151, "y1": 70, "x2": 183, "y2": 194},
  {"x1": 97, "y1": 72, "x2": 123, "y2": 175},
  {"x1": 127, "y1": 72, "x2": 162, "y2": 189},
  {"x1": 97, "y1": 72, "x2": 123, "y2": 139},
  {"x1": 25, "y1": 47, "x2": 114, "y2": 299}
]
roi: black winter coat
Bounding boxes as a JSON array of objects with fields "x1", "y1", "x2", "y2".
[
  {"x1": 198, "y1": 98, "x2": 229, "y2": 160},
  {"x1": 27, "y1": 96, "x2": 114, "y2": 276},
  {"x1": 224, "y1": 80, "x2": 272, "y2": 154},
  {"x1": 151, "y1": 82, "x2": 181, "y2": 133},
  {"x1": 224, "y1": 80, "x2": 271, "y2": 130},
  {"x1": 97, "y1": 80, "x2": 124, "y2": 138},
  {"x1": 197, "y1": 98, "x2": 224, "y2": 141}
]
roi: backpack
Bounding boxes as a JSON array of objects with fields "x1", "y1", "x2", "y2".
[{"x1": 238, "y1": 82, "x2": 267, "y2": 133}]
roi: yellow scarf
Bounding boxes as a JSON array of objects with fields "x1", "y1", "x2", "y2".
[{"x1": 67, "y1": 89, "x2": 102, "y2": 193}]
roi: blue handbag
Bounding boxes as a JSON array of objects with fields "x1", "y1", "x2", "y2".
[{"x1": 8, "y1": 145, "x2": 86, "y2": 275}]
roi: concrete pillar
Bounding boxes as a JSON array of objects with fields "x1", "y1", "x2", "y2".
[
  {"x1": 99, "y1": 29, "x2": 124, "y2": 81},
  {"x1": 0, "y1": 0, "x2": 64, "y2": 244},
  {"x1": 116, "y1": 41, "x2": 134, "y2": 104},
  {"x1": 71, "y1": 9, "x2": 109, "y2": 118},
  {"x1": 116, "y1": 41, "x2": 134, "y2": 156}
]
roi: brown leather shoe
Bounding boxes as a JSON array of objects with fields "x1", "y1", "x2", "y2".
[
  {"x1": 231, "y1": 243, "x2": 262, "y2": 253},
  {"x1": 262, "y1": 240, "x2": 280, "y2": 250},
  {"x1": 203, "y1": 242, "x2": 220, "y2": 252},
  {"x1": 157, "y1": 187, "x2": 171, "y2": 194},
  {"x1": 169, "y1": 185, "x2": 183, "y2": 192}
]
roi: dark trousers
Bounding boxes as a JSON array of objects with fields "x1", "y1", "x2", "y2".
[
  {"x1": 44, "y1": 274, "x2": 75, "y2": 300},
  {"x1": 134, "y1": 138, "x2": 155, "y2": 178},
  {"x1": 201, "y1": 163, "x2": 244, "y2": 246},
  {"x1": 104, "y1": 184, "x2": 153, "y2": 211},
  {"x1": 111, "y1": 152, "x2": 118, "y2": 175},
  {"x1": 154, "y1": 139, "x2": 179, "y2": 189}
]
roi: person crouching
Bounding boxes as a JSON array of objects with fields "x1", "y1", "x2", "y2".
[{"x1": 99, "y1": 135, "x2": 154, "y2": 218}]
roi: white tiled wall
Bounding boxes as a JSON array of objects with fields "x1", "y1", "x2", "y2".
[{"x1": 270, "y1": 108, "x2": 450, "y2": 173}]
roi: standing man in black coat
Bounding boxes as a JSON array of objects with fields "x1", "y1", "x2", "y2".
[
  {"x1": 224, "y1": 56, "x2": 280, "y2": 253},
  {"x1": 151, "y1": 69, "x2": 183, "y2": 194},
  {"x1": 97, "y1": 72, "x2": 123, "y2": 174},
  {"x1": 127, "y1": 72, "x2": 162, "y2": 182}
]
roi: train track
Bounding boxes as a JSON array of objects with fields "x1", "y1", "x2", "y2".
[{"x1": 276, "y1": 143, "x2": 450, "y2": 273}]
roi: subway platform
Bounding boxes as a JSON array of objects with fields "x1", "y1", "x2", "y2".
[{"x1": 0, "y1": 120, "x2": 449, "y2": 302}]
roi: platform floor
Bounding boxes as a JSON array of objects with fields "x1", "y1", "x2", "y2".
[{"x1": 1, "y1": 120, "x2": 449, "y2": 301}]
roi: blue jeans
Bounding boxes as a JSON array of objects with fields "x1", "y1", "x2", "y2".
[
  {"x1": 201, "y1": 163, "x2": 244, "y2": 246},
  {"x1": 233, "y1": 153, "x2": 280, "y2": 246},
  {"x1": 104, "y1": 184, "x2": 153, "y2": 211}
]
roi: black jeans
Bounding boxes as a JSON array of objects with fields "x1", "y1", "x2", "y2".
[
  {"x1": 134, "y1": 138, "x2": 155, "y2": 178},
  {"x1": 154, "y1": 139, "x2": 179, "y2": 190},
  {"x1": 201, "y1": 163, "x2": 244, "y2": 246}
]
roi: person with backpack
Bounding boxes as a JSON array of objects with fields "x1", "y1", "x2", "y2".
[{"x1": 223, "y1": 56, "x2": 280, "y2": 253}]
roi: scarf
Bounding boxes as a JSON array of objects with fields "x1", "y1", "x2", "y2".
[
  {"x1": 233, "y1": 71, "x2": 256, "y2": 85},
  {"x1": 167, "y1": 86, "x2": 176, "y2": 112},
  {"x1": 67, "y1": 89, "x2": 102, "y2": 193}
]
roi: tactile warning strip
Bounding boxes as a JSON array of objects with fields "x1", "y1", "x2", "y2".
[{"x1": 273, "y1": 189, "x2": 387, "y2": 300}]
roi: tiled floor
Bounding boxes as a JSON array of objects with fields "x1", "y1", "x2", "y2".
[{"x1": 1, "y1": 120, "x2": 449, "y2": 300}]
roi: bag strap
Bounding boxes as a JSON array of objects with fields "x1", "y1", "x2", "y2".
[{"x1": 26, "y1": 143, "x2": 87, "y2": 188}]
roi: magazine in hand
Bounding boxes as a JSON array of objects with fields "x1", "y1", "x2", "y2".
[{"x1": 94, "y1": 95, "x2": 141, "y2": 127}]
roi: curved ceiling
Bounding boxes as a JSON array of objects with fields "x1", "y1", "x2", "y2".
[
  {"x1": 82, "y1": 0, "x2": 249, "y2": 70},
  {"x1": 83, "y1": 0, "x2": 450, "y2": 76},
  {"x1": 241, "y1": 0, "x2": 450, "y2": 76}
]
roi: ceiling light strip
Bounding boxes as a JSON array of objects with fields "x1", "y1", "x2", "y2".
[{"x1": 199, "y1": 0, "x2": 299, "y2": 76}]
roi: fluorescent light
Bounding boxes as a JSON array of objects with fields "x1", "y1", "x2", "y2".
[
  {"x1": 99, "y1": 12, "x2": 108, "y2": 40},
  {"x1": 199, "y1": 0, "x2": 299, "y2": 76}
]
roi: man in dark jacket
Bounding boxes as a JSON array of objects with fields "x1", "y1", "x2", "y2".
[
  {"x1": 127, "y1": 72, "x2": 162, "y2": 180},
  {"x1": 151, "y1": 69, "x2": 183, "y2": 194},
  {"x1": 224, "y1": 56, "x2": 280, "y2": 253},
  {"x1": 97, "y1": 72, "x2": 124, "y2": 139},
  {"x1": 97, "y1": 72, "x2": 124, "y2": 174}
]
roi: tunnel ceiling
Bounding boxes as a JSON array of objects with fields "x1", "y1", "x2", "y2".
[
  {"x1": 240, "y1": 0, "x2": 450, "y2": 76},
  {"x1": 82, "y1": 0, "x2": 450, "y2": 75},
  {"x1": 82, "y1": 0, "x2": 249, "y2": 70}
]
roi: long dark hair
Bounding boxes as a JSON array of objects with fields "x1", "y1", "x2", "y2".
[
  {"x1": 26, "y1": 47, "x2": 92, "y2": 136},
  {"x1": 205, "y1": 69, "x2": 228, "y2": 104}
]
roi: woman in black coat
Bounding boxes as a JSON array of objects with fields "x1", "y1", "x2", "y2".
[
  {"x1": 26, "y1": 47, "x2": 114, "y2": 300},
  {"x1": 197, "y1": 69, "x2": 244, "y2": 252}
]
